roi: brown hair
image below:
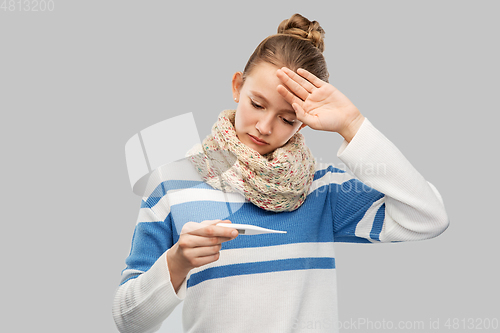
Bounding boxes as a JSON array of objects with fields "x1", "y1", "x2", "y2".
[{"x1": 242, "y1": 13, "x2": 329, "y2": 84}]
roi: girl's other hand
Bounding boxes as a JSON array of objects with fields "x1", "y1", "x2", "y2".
[
  {"x1": 166, "y1": 219, "x2": 238, "y2": 292},
  {"x1": 276, "y1": 67, "x2": 365, "y2": 142}
]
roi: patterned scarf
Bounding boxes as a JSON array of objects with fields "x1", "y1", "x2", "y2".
[{"x1": 186, "y1": 109, "x2": 316, "y2": 212}]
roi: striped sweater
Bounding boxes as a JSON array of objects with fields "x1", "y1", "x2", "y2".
[{"x1": 112, "y1": 118, "x2": 449, "y2": 333}]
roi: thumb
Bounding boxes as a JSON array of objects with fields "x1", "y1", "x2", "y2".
[
  {"x1": 182, "y1": 219, "x2": 232, "y2": 235},
  {"x1": 201, "y1": 219, "x2": 231, "y2": 226},
  {"x1": 292, "y1": 103, "x2": 311, "y2": 127},
  {"x1": 293, "y1": 103, "x2": 320, "y2": 130}
]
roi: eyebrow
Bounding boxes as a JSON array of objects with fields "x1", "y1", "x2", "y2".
[{"x1": 249, "y1": 91, "x2": 296, "y2": 115}]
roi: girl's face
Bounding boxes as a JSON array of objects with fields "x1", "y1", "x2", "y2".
[{"x1": 232, "y1": 62, "x2": 304, "y2": 156}]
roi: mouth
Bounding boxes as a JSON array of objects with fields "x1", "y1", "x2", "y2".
[{"x1": 248, "y1": 134, "x2": 269, "y2": 145}]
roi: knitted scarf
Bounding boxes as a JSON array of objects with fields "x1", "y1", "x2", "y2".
[{"x1": 186, "y1": 109, "x2": 316, "y2": 212}]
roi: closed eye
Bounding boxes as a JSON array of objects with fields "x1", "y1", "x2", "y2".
[
  {"x1": 251, "y1": 99, "x2": 295, "y2": 125},
  {"x1": 251, "y1": 100, "x2": 263, "y2": 109}
]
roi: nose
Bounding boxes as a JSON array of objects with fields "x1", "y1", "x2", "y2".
[{"x1": 256, "y1": 113, "x2": 273, "y2": 135}]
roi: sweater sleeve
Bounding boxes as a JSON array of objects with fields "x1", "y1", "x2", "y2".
[
  {"x1": 331, "y1": 118, "x2": 449, "y2": 243},
  {"x1": 112, "y1": 193, "x2": 187, "y2": 333}
]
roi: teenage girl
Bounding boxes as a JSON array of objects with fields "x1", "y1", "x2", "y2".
[{"x1": 113, "y1": 13, "x2": 449, "y2": 333}]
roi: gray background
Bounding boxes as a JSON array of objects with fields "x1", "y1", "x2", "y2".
[{"x1": 1, "y1": 0, "x2": 498, "y2": 332}]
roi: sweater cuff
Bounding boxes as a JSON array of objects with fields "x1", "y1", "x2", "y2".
[
  {"x1": 137, "y1": 250, "x2": 186, "y2": 302},
  {"x1": 337, "y1": 117, "x2": 373, "y2": 159},
  {"x1": 164, "y1": 250, "x2": 187, "y2": 300},
  {"x1": 113, "y1": 251, "x2": 186, "y2": 333},
  {"x1": 336, "y1": 117, "x2": 398, "y2": 180}
]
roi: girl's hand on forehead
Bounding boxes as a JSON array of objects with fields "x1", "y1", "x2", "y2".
[{"x1": 276, "y1": 67, "x2": 365, "y2": 142}]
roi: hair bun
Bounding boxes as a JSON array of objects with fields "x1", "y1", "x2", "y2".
[{"x1": 277, "y1": 13, "x2": 325, "y2": 52}]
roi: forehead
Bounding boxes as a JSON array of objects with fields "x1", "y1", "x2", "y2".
[
  {"x1": 245, "y1": 62, "x2": 281, "y2": 85},
  {"x1": 243, "y1": 62, "x2": 293, "y2": 109}
]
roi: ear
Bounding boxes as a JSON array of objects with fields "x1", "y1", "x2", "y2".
[{"x1": 232, "y1": 71, "x2": 243, "y2": 103}]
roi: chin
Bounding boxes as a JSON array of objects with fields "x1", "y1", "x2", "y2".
[
  {"x1": 248, "y1": 142, "x2": 269, "y2": 155},
  {"x1": 256, "y1": 146, "x2": 274, "y2": 156},
  {"x1": 237, "y1": 132, "x2": 273, "y2": 155}
]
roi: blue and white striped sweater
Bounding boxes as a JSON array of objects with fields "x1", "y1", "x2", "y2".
[
  {"x1": 113, "y1": 118, "x2": 449, "y2": 333},
  {"x1": 121, "y1": 164, "x2": 384, "y2": 286}
]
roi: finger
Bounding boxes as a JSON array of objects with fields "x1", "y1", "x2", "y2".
[
  {"x1": 292, "y1": 103, "x2": 320, "y2": 129},
  {"x1": 181, "y1": 233, "x2": 234, "y2": 248},
  {"x1": 183, "y1": 221, "x2": 238, "y2": 239},
  {"x1": 179, "y1": 245, "x2": 222, "y2": 268},
  {"x1": 184, "y1": 243, "x2": 222, "y2": 258},
  {"x1": 276, "y1": 68, "x2": 310, "y2": 101},
  {"x1": 297, "y1": 68, "x2": 326, "y2": 88},
  {"x1": 201, "y1": 219, "x2": 229, "y2": 226},
  {"x1": 188, "y1": 252, "x2": 221, "y2": 268},
  {"x1": 277, "y1": 84, "x2": 304, "y2": 110},
  {"x1": 190, "y1": 225, "x2": 238, "y2": 238},
  {"x1": 280, "y1": 67, "x2": 317, "y2": 94},
  {"x1": 181, "y1": 220, "x2": 226, "y2": 234}
]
